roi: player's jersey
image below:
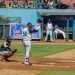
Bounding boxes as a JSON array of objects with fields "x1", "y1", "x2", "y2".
[
  {"x1": 47, "y1": 23, "x2": 53, "y2": 30},
  {"x1": 54, "y1": 25, "x2": 59, "y2": 30},
  {"x1": 22, "y1": 27, "x2": 31, "y2": 41}
]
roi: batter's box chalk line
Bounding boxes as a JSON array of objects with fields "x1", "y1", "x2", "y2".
[{"x1": 32, "y1": 63, "x2": 56, "y2": 67}]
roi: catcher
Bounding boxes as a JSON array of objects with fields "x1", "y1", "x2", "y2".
[{"x1": 0, "y1": 37, "x2": 17, "y2": 62}]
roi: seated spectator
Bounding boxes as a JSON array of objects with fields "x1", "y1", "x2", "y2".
[
  {"x1": 24, "y1": 0, "x2": 28, "y2": 8},
  {"x1": 55, "y1": 2, "x2": 69, "y2": 9},
  {"x1": 13, "y1": 1, "x2": 19, "y2": 8},
  {"x1": 37, "y1": 0, "x2": 45, "y2": 9},
  {"x1": 44, "y1": 0, "x2": 48, "y2": 8},
  {"x1": 28, "y1": 2, "x2": 35, "y2": 8},
  {"x1": 0, "y1": 1, "x2": 6, "y2": 8},
  {"x1": 47, "y1": 0, "x2": 54, "y2": 8},
  {"x1": 35, "y1": 0, "x2": 40, "y2": 8},
  {"x1": 72, "y1": 3, "x2": 75, "y2": 9},
  {"x1": 17, "y1": 1, "x2": 24, "y2": 8},
  {"x1": 24, "y1": 3, "x2": 29, "y2": 8},
  {"x1": 44, "y1": 3, "x2": 49, "y2": 9},
  {"x1": 6, "y1": 2, "x2": 13, "y2": 8},
  {"x1": 35, "y1": 0, "x2": 40, "y2": 4}
]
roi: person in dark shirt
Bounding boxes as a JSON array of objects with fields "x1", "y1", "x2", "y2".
[
  {"x1": 55, "y1": 2, "x2": 69, "y2": 9},
  {"x1": 37, "y1": 0, "x2": 45, "y2": 8},
  {"x1": 0, "y1": 37, "x2": 17, "y2": 62}
]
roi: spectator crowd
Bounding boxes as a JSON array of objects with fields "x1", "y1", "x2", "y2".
[{"x1": 0, "y1": 0, "x2": 74, "y2": 9}]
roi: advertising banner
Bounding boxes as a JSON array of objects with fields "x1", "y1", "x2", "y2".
[{"x1": 10, "y1": 23, "x2": 41, "y2": 39}]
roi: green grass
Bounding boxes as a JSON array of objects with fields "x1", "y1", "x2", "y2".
[
  {"x1": 10, "y1": 44, "x2": 75, "y2": 57},
  {"x1": 36, "y1": 71, "x2": 75, "y2": 75}
]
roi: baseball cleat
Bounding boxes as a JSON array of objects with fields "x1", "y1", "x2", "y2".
[{"x1": 23, "y1": 62, "x2": 32, "y2": 65}]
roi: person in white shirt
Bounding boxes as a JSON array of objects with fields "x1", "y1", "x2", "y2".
[
  {"x1": 22, "y1": 22, "x2": 41, "y2": 65},
  {"x1": 48, "y1": 0, "x2": 54, "y2": 8},
  {"x1": 45, "y1": 19, "x2": 53, "y2": 42},
  {"x1": 54, "y1": 24, "x2": 66, "y2": 40}
]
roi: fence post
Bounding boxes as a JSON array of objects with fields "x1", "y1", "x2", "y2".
[
  {"x1": 66, "y1": 19, "x2": 69, "y2": 41},
  {"x1": 73, "y1": 20, "x2": 75, "y2": 41}
]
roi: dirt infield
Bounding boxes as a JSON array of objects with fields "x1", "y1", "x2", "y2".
[
  {"x1": 0, "y1": 49, "x2": 75, "y2": 75},
  {"x1": 0, "y1": 40, "x2": 75, "y2": 75},
  {"x1": 0, "y1": 39, "x2": 75, "y2": 45},
  {"x1": 46, "y1": 49, "x2": 75, "y2": 59}
]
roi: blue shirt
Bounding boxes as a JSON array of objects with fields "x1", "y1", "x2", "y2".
[{"x1": 38, "y1": 2, "x2": 45, "y2": 8}]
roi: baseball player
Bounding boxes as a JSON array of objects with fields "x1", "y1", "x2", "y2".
[
  {"x1": 54, "y1": 24, "x2": 66, "y2": 40},
  {"x1": 45, "y1": 19, "x2": 53, "y2": 42},
  {"x1": 0, "y1": 37, "x2": 17, "y2": 62},
  {"x1": 22, "y1": 22, "x2": 41, "y2": 65}
]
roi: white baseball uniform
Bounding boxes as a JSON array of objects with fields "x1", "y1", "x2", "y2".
[
  {"x1": 22, "y1": 26, "x2": 40, "y2": 65},
  {"x1": 34, "y1": 25, "x2": 41, "y2": 30},
  {"x1": 45, "y1": 22, "x2": 53, "y2": 41},
  {"x1": 22, "y1": 27, "x2": 31, "y2": 64},
  {"x1": 54, "y1": 25, "x2": 66, "y2": 39}
]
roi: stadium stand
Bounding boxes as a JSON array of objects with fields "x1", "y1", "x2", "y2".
[{"x1": 0, "y1": 0, "x2": 74, "y2": 9}]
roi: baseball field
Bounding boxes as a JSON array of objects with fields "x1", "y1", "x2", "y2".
[{"x1": 0, "y1": 40, "x2": 75, "y2": 75}]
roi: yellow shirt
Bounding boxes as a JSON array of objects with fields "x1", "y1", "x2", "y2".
[{"x1": 6, "y1": 5, "x2": 12, "y2": 8}]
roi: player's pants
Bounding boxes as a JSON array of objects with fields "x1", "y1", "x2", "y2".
[
  {"x1": 23, "y1": 40, "x2": 31, "y2": 63},
  {"x1": 0, "y1": 51, "x2": 12, "y2": 56},
  {"x1": 0, "y1": 48, "x2": 17, "y2": 61},
  {"x1": 54, "y1": 29, "x2": 66, "y2": 39},
  {"x1": 45, "y1": 29, "x2": 53, "y2": 41}
]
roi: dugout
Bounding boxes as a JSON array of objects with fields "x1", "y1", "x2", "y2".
[
  {"x1": 0, "y1": 23, "x2": 10, "y2": 39},
  {"x1": 38, "y1": 11, "x2": 75, "y2": 41}
]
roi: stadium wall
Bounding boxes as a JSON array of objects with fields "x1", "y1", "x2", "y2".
[
  {"x1": 0, "y1": 8, "x2": 75, "y2": 25},
  {"x1": 0, "y1": 9, "x2": 75, "y2": 40}
]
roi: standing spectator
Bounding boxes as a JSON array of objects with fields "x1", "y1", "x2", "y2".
[{"x1": 45, "y1": 19, "x2": 53, "y2": 42}]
